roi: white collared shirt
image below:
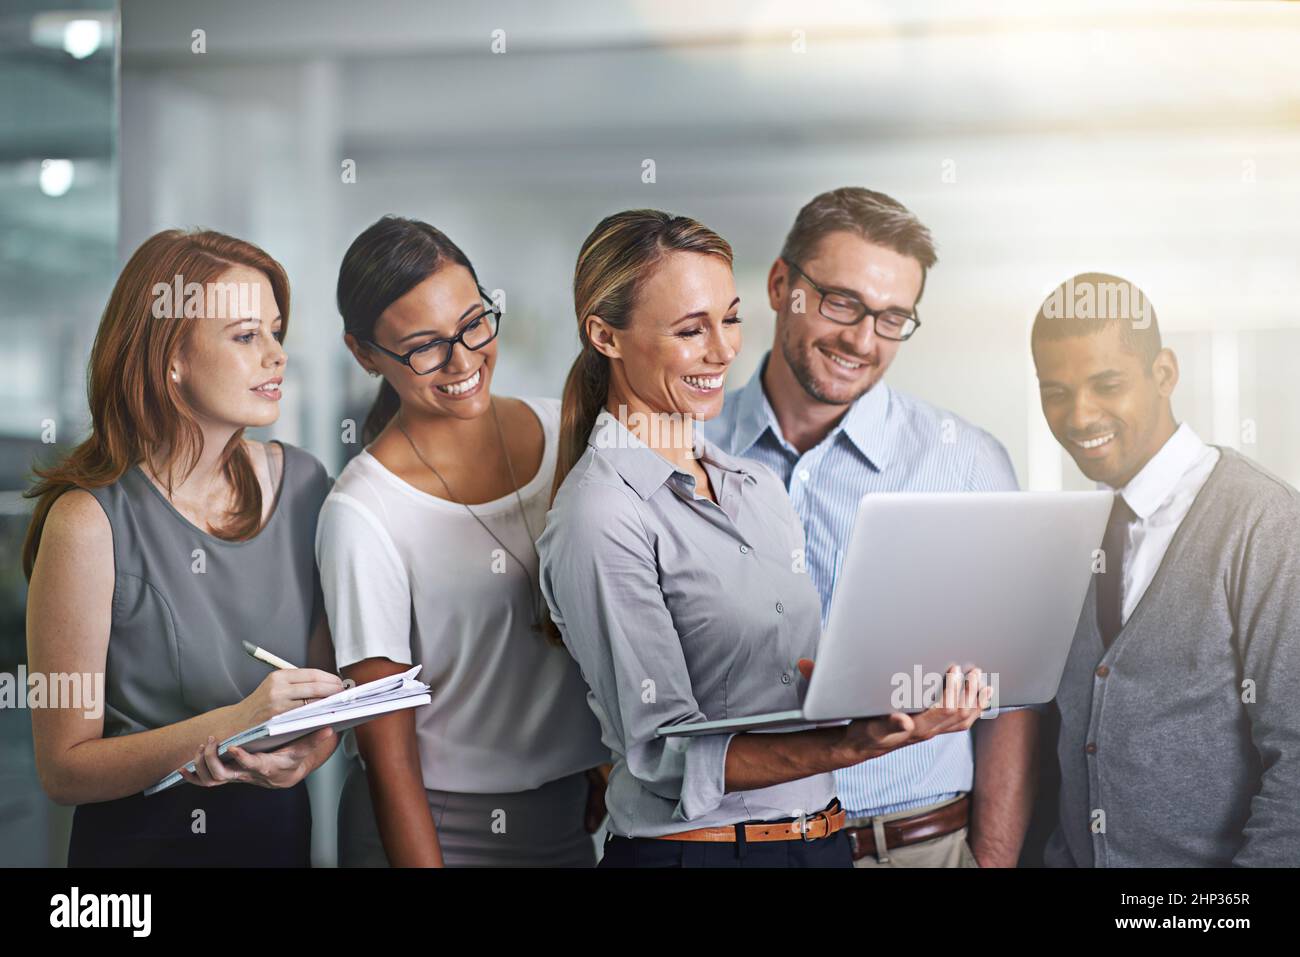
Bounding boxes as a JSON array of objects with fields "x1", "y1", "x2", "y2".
[{"x1": 1105, "y1": 422, "x2": 1220, "y2": 625}]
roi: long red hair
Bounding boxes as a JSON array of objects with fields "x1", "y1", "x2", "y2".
[{"x1": 22, "y1": 228, "x2": 292, "y2": 579}]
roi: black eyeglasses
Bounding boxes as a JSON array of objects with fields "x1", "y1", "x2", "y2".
[
  {"x1": 782, "y1": 258, "x2": 921, "y2": 341},
  {"x1": 364, "y1": 286, "x2": 502, "y2": 375}
]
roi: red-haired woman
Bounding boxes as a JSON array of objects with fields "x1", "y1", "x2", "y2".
[{"x1": 23, "y1": 229, "x2": 342, "y2": 866}]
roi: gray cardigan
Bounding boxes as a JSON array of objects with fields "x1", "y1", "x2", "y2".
[{"x1": 1046, "y1": 448, "x2": 1300, "y2": 867}]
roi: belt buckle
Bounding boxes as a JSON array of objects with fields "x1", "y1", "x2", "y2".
[{"x1": 799, "y1": 808, "x2": 830, "y2": 842}]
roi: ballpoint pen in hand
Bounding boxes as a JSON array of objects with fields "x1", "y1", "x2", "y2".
[{"x1": 242, "y1": 640, "x2": 298, "y2": 671}]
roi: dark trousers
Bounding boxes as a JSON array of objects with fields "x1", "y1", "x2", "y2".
[
  {"x1": 600, "y1": 826, "x2": 853, "y2": 868},
  {"x1": 68, "y1": 780, "x2": 312, "y2": 867}
]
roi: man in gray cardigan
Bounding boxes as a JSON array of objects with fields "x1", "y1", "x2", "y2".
[{"x1": 1031, "y1": 272, "x2": 1300, "y2": 867}]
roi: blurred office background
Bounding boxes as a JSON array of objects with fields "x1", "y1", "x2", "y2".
[
  {"x1": 2, "y1": 0, "x2": 1298, "y2": 865},
  {"x1": 1, "y1": 0, "x2": 115, "y2": 867}
]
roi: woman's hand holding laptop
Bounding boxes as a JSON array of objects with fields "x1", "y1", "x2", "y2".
[{"x1": 797, "y1": 659, "x2": 991, "y2": 762}]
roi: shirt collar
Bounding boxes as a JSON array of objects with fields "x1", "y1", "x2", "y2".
[
  {"x1": 588, "y1": 407, "x2": 758, "y2": 501},
  {"x1": 729, "y1": 360, "x2": 777, "y2": 457},
  {"x1": 731, "y1": 351, "x2": 894, "y2": 470},
  {"x1": 838, "y1": 375, "x2": 893, "y2": 469},
  {"x1": 1104, "y1": 422, "x2": 1210, "y2": 520}
]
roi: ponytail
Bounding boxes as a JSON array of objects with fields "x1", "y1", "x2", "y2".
[
  {"x1": 551, "y1": 346, "x2": 611, "y2": 503},
  {"x1": 361, "y1": 378, "x2": 402, "y2": 446}
]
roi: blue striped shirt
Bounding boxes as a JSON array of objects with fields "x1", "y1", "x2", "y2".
[{"x1": 703, "y1": 353, "x2": 1020, "y2": 817}]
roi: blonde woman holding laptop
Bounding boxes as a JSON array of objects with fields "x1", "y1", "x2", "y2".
[{"x1": 538, "y1": 209, "x2": 988, "y2": 868}]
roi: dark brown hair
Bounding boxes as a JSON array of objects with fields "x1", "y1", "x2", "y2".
[{"x1": 337, "y1": 215, "x2": 481, "y2": 444}]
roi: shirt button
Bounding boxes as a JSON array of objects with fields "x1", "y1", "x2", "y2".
[
  {"x1": 1095, "y1": 665, "x2": 1110, "y2": 678},
  {"x1": 1085, "y1": 743, "x2": 1097, "y2": 754},
  {"x1": 775, "y1": 602, "x2": 784, "y2": 614},
  {"x1": 781, "y1": 673, "x2": 792, "y2": 684},
  {"x1": 798, "y1": 469, "x2": 811, "y2": 482},
  {"x1": 739, "y1": 545, "x2": 749, "y2": 554}
]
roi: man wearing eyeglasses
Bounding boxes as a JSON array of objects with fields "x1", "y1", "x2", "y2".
[{"x1": 704, "y1": 187, "x2": 1039, "y2": 868}]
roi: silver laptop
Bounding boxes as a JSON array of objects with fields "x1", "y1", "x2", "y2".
[{"x1": 656, "y1": 491, "x2": 1112, "y2": 738}]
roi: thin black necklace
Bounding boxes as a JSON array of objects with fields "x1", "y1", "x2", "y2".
[{"x1": 395, "y1": 398, "x2": 544, "y2": 631}]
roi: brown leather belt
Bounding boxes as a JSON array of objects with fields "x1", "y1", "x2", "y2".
[
  {"x1": 843, "y1": 794, "x2": 970, "y2": 861},
  {"x1": 654, "y1": 801, "x2": 846, "y2": 843}
]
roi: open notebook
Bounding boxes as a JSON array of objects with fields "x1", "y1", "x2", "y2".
[{"x1": 144, "y1": 665, "x2": 431, "y2": 795}]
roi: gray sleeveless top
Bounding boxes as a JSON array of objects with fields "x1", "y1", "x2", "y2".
[{"x1": 86, "y1": 442, "x2": 332, "y2": 738}]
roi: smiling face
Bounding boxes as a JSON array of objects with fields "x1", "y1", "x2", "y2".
[
  {"x1": 350, "y1": 264, "x2": 497, "y2": 422},
  {"x1": 592, "y1": 251, "x2": 741, "y2": 422},
  {"x1": 173, "y1": 265, "x2": 285, "y2": 430},
  {"x1": 1033, "y1": 321, "x2": 1179, "y2": 488},
  {"x1": 770, "y1": 230, "x2": 923, "y2": 406}
]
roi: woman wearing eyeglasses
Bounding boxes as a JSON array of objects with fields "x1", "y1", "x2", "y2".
[
  {"x1": 537, "y1": 209, "x2": 988, "y2": 867},
  {"x1": 318, "y1": 216, "x2": 609, "y2": 867}
]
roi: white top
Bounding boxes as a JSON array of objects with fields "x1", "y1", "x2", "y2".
[
  {"x1": 315, "y1": 396, "x2": 609, "y2": 793},
  {"x1": 1104, "y1": 422, "x2": 1220, "y2": 625}
]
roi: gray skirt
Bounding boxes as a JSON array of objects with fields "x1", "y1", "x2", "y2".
[{"x1": 337, "y1": 761, "x2": 596, "y2": 867}]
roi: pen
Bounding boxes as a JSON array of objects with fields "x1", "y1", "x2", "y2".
[{"x1": 242, "y1": 640, "x2": 298, "y2": 671}]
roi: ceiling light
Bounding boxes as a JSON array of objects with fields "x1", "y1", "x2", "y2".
[
  {"x1": 63, "y1": 19, "x2": 103, "y2": 59},
  {"x1": 39, "y1": 160, "x2": 74, "y2": 197}
]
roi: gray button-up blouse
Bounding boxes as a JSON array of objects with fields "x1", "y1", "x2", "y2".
[{"x1": 538, "y1": 409, "x2": 835, "y2": 838}]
